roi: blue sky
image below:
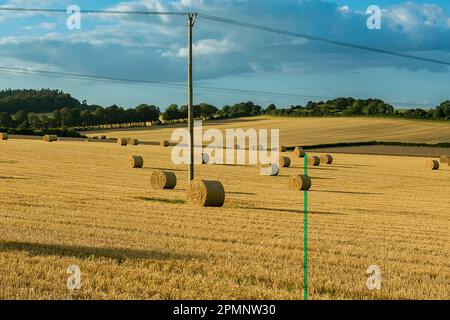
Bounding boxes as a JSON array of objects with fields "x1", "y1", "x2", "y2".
[{"x1": 0, "y1": 0, "x2": 449, "y2": 109}]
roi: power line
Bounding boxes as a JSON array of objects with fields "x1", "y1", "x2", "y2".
[
  {"x1": 198, "y1": 13, "x2": 450, "y2": 67},
  {"x1": 1, "y1": 7, "x2": 449, "y2": 67},
  {"x1": 0, "y1": 65, "x2": 435, "y2": 107},
  {"x1": 0, "y1": 7, "x2": 441, "y2": 107},
  {"x1": 0, "y1": 7, "x2": 187, "y2": 16},
  {"x1": 0, "y1": 65, "x2": 326, "y2": 100}
]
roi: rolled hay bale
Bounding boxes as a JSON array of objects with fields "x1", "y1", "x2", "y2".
[
  {"x1": 202, "y1": 153, "x2": 210, "y2": 164},
  {"x1": 279, "y1": 156, "x2": 291, "y2": 168},
  {"x1": 288, "y1": 174, "x2": 312, "y2": 191},
  {"x1": 425, "y1": 159, "x2": 439, "y2": 170},
  {"x1": 294, "y1": 146, "x2": 305, "y2": 158},
  {"x1": 129, "y1": 155, "x2": 144, "y2": 168},
  {"x1": 186, "y1": 179, "x2": 225, "y2": 207},
  {"x1": 260, "y1": 163, "x2": 279, "y2": 176},
  {"x1": 320, "y1": 154, "x2": 333, "y2": 165},
  {"x1": 439, "y1": 155, "x2": 448, "y2": 164},
  {"x1": 128, "y1": 138, "x2": 139, "y2": 146},
  {"x1": 117, "y1": 138, "x2": 128, "y2": 146},
  {"x1": 160, "y1": 140, "x2": 170, "y2": 147},
  {"x1": 308, "y1": 155, "x2": 321, "y2": 166},
  {"x1": 43, "y1": 135, "x2": 58, "y2": 142},
  {"x1": 151, "y1": 170, "x2": 176, "y2": 190},
  {"x1": 0, "y1": 132, "x2": 8, "y2": 140}
]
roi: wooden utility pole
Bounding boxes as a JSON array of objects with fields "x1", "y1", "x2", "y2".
[{"x1": 188, "y1": 13, "x2": 196, "y2": 182}]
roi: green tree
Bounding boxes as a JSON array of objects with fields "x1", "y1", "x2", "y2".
[
  {"x1": 0, "y1": 112, "x2": 13, "y2": 127},
  {"x1": 27, "y1": 112, "x2": 42, "y2": 129},
  {"x1": 264, "y1": 104, "x2": 277, "y2": 114},
  {"x1": 135, "y1": 104, "x2": 160, "y2": 124},
  {"x1": 198, "y1": 103, "x2": 218, "y2": 119},
  {"x1": 162, "y1": 104, "x2": 182, "y2": 121},
  {"x1": 13, "y1": 110, "x2": 29, "y2": 125}
]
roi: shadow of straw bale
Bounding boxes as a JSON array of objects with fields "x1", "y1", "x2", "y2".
[
  {"x1": 228, "y1": 191, "x2": 257, "y2": 196},
  {"x1": 0, "y1": 176, "x2": 28, "y2": 180},
  {"x1": 139, "y1": 141, "x2": 160, "y2": 146},
  {"x1": 277, "y1": 175, "x2": 334, "y2": 180},
  {"x1": 334, "y1": 163, "x2": 373, "y2": 167},
  {"x1": 314, "y1": 189, "x2": 383, "y2": 195},
  {"x1": 291, "y1": 166, "x2": 338, "y2": 171},
  {"x1": 0, "y1": 241, "x2": 199, "y2": 262},
  {"x1": 215, "y1": 163, "x2": 250, "y2": 167},
  {"x1": 308, "y1": 176, "x2": 335, "y2": 180},
  {"x1": 321, "y1": 165, "x2": 356, "y2": 169},
  {"x1": 142, "y1": 167, "x2": 187, "y2": 172},
  {"x1": 240, "y1": 206, "x2": 342, "y2": 215},
  {"x1": 135, "y1": 196, "x2": 185, "y2": 205}
]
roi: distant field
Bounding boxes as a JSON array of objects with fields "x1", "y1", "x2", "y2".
[
  {"x1": 84, "y1": 116, "x2": 450, "y2": 146},
  {"x1": 0, "y1": 139, "x2": 449, "y2": 299}
]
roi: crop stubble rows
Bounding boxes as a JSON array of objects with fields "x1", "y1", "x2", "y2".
[{"x1": 0, "y1": 138, "x2": 449, "y2": 299}]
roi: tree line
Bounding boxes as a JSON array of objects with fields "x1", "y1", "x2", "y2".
[
  {"x1": 264, "y1": 98, "x2": 450, "y2": 120},
  {"x1": 0, "y1": 90, "x2": 449, "y2": 135},
  {"x1": 0, "y1": 89, "x2": 81, "y2": 113}
]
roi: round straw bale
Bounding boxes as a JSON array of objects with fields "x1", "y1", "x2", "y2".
[
  {"x1": 0, "y1": 132, "x2": 8, "y2": 140},
  {"x1": 425, "y1": 159, "x2": 439, "y2": 170},
  {"x1": 129, "y1": 155, "x2": 144, "y2": 168},
  {"x1": 128, "y1": 138, "x2": 139, "y2": 145},
  {"x1": 260, "y1": 163, "x2": 279, "y2": 176},
  {"x1": 160, "y1": 140, "x2": 169, "y2": 147},
  {"x1": 439, "y1": 155, "x2": 448, "y2": 164},
  {"x1": 202, "y1": 153, "x2": 210, "y2": 164},
  {"x1": 117, "y1": 138, "x2": 128, "y2": 146},
  {"x1": 279, "y1": 156, "x2": 291, "y2": 168},
  {"x1": 320, "y1": 154, "x2": 333, "y2": 165},
  {"x1": 308, "y1": 155, "x2": 321, "y2": 166},
  {"x1": 294, "y1": 146, "x2": 305, "y2": 158},
  {"x1": 151, "y1": 170, "x2": 176, "y2": 189},
  {"x1": 186, "y1": 179, "x2": 225, "y2": 207},
  {"x1": 288, "y1": 174, "x2": 312, "y2": 191},
  {"x1": 43, "y1": 135, "x2": 58, "y2": 142}
]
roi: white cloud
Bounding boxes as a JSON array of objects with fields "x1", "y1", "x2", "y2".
[
  {"x1": 172, "y1": 0, "x2": 205, "y2": 10},
  {"x1": 0, "y1": 0, "x2": 449, "y2": 86},
  {"x1": 0, "y1": 0, "x2": 62, "y2": 22},
  {"x1": 24, "y1": 22, "x2": 56, "y2": 30},
  {"x1": 339, "y1": 5, "x2": 350, "y2": 13},
  {"x1": 162, "y1": 38, "x2": 238, "y2": 57},
  {"x1": 385, "y1": 2, "x2": 450, "y2": 31}
]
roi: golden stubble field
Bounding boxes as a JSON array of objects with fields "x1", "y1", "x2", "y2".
[
  {"x1": 86, "y1": 116, "x2": 450, "y2": 145},
  {"x1": 0, "y1": 137, "x2": 449, "y2": 300}
]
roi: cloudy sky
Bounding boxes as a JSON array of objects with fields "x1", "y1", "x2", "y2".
[{"x1": 0, "y1": 0, "x2": 449, "y2": 109}]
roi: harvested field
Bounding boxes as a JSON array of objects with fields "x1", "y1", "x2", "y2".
[
  {"x1": 308, "y1": 145, "x2": 450, "y2": 158},
  {"x1": 84, "y1": 116, "x2": 450, "y2": 146},
  {"x1": 0, "y1": 139, "x2": 449, "y2": 300}
]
